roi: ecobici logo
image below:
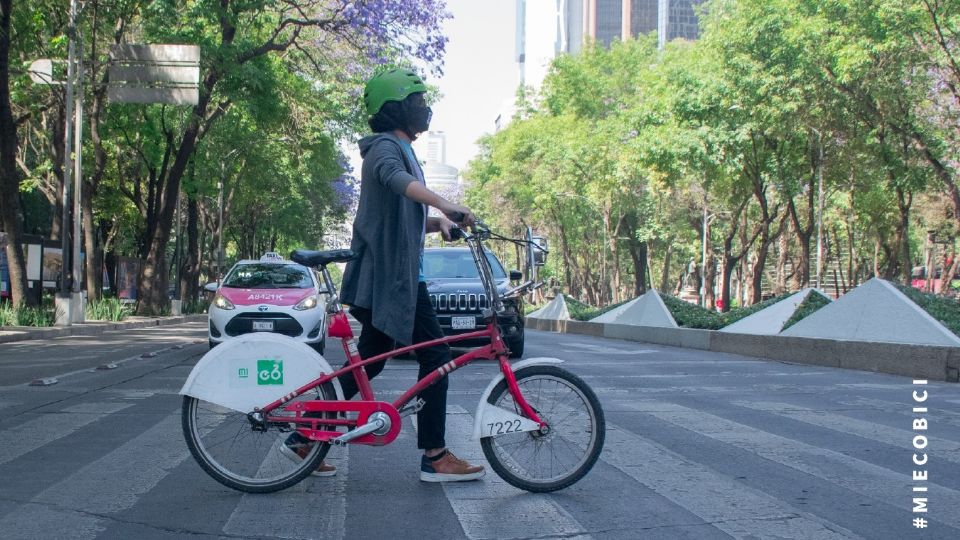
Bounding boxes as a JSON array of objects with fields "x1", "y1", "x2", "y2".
[{"x1": 256, "y1": 360, "x2": 283, "y2": 385}]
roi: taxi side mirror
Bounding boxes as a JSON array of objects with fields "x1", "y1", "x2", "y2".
[{"x1": 203, "y1": 282, "x2": 218, "y2": 293}]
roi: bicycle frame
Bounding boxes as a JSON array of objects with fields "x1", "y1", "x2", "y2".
[{"x1": 257, "y1": 229, "x2": 545, "y2": 446}]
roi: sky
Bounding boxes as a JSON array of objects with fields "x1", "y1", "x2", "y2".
[
  {"x1": 427, "y1": 0, "x2": 519, "y2": 171},
  {"x1": 346, "y1": 0, "x2": 520, "y2": 175}
]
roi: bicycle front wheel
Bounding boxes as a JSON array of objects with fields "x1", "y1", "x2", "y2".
[
  {"x1": 182, "y1": 382, "x2": 336, "y2": 493},
  {"x1": 480, "y1": 365, "x2": 605, "y2": 492}
]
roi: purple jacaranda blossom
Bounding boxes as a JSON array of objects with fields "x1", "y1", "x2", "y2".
[{"x1": 334, "y1": 0, "x2": 451, "y2": 76}]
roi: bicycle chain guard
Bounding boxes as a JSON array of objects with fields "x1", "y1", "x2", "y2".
[{"x1": 281, "y1": 400, "x2": 402, "y2": 446}]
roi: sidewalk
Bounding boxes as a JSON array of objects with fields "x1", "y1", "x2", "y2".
[{"x1": 0, "y1": 314, "x2": 207, "y2": 344}]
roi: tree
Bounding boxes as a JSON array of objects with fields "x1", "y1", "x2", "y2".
[{"x1": 0, "y1": 0, "x2": 34, "y2": 307}]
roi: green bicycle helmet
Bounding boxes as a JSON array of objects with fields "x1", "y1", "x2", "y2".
[{"x1": 363, "y1": 68, "x2": 427, "y2": 116}]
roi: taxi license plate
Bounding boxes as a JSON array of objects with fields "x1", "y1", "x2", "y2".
[
  {"x1": 252, "y1": 320, "x2": 274, "y2": 331},
  {"x1": 451, "y1": 316, "x2": 475, "y2": 330}
]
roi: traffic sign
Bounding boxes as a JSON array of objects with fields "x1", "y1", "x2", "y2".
[{"x1": 108, "y1": 44, "x2": 200, "y2": 105}]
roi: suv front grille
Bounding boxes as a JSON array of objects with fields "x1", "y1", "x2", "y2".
[{"x1": 430, "y1": 293, "x2": 487, "y2": 313}]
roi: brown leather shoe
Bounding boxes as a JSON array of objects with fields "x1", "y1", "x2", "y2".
[
  {"x1": 280, "y1": 440, "x2": 337, "y2": 477},
  {"x1": 420, "y1": 450, "x2": 485, "y2": 482}
]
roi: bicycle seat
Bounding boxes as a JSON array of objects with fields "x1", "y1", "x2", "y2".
[{"x1": 290, "y1": 249, "x2": 356, "y2": 267}]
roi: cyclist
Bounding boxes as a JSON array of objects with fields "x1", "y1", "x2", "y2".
[{"x1": 285, "y1": 68, "x2": 484, "y2": 482}]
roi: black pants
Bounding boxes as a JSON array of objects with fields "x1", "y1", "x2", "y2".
[{"x1": 341, "y1": 282, "x2": 449, "y2": 450}]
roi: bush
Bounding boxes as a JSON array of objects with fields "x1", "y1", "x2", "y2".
[
  {"x1": 894, "y1": 284, "x2": 960, "y2": 338},
  {"x1": 781, "y1": 290, "x2": 832, "y2": 331},
  {"x1": 182, "y1": 298, "x2": 210, "y2": 315},
  {"x1": 0, "y1": 303, "x2": 57, "y2": 327},
  {"x1": 86, "y1": 297, "x2": 133, "y2": 321},
  {"x1": 563, "y1": 295, "x2": 595, "y2": 320},
  {"x1": 718, "y1": 293, "x2": 791, "y2": 327},
  {"x1": 659, "y1": 294, "x2": 725, "y2": 329}
]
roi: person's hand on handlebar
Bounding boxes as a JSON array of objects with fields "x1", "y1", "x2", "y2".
[
  {"x1": 437, "y1": 217, "x2": 460, "y2": 241},
  {"x1": 439, "y1": 202, "x2": 476, "y2": 228}
]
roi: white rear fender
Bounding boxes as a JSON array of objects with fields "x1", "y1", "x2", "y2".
[
  {"x1": 472, "y1": 357, "x2": 564, "y2": 440},
  {"x1": 180, "y1": 333, "x2": 343, "y2": 413}
]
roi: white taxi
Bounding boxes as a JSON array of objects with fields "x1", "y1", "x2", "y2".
[{"x1": 206, "y1": 253, "x2": 327, "y2": 353}]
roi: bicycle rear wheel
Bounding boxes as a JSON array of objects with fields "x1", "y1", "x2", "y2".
[
  {"x1": 182, "y1": 382, "x2": 336, "y2": 493},
  {"x1": 480, "y1": 365, "x2": 604, "y2": 492}
]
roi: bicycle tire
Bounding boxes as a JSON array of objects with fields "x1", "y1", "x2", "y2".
[
  {"x1": 480, "y1": 365, "x2": 604, "y2": 493},
  {"x1": 182, "y1": 382, "x2": 336, "y2": 493}
]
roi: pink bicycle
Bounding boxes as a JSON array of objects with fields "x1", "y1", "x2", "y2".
[{"x1": 180, "y1": 221, "x2": 605, "y2": 493}]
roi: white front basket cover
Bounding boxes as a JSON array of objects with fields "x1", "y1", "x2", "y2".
[{"x1": 179, "y1": 333, "x2": 339, "y2": 413}]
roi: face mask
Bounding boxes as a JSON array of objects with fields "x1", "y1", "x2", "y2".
[{"x1": 407, "y1": 105, "x2": 432, "y2": 134}]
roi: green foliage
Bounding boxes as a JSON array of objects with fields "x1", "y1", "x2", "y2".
[
  {"x1": 0, "y1": 303, "x2": 56, "y2": 327},
  {"x1": 659, "y1": 294, "x2": 724, "y2": 329},
  {"x1": 562, "y1": 295, "x2": 596, "y2": 321},
  {"x1": 567, "y1": 298, "x2": 632, "y2": 322},
  {"x1": 781, "y1": 290, "x2": 832, "y2": 331},
  {"x1": 86, "y1": 298, "x2": 133, "y2": 322},
  {"x1": 468, "y1": 0, "x2": 960, "y2": 308},
  {"x1": 894, "y1": 285, "x2": 960, "y2": 338},
  {"x1": 182, "y1": 298, "x2": 210, "y2": 315}
]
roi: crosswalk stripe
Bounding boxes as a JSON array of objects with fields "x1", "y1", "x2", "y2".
[
  {"x1": 733, "y1": 400, "x2": 960, "y2": 463},
  {"x1": 598, "y1": 422, "x2": 861, "y2": 539},
  {"x1": 845, "y1": 397, "x2": 960, "y2": 429},
  {"x1": 223, "y1": 446, "x2": 349, "y2": 539},
  {"x1": 0, "y1": 402, "x2": 134, "y2": 467},
  {"x1": 623, "y1": 401, "x2": 960, "y2": 519},
  {"x1": 0, "y1": 411, "x2": 198, "y2": 540},
  {"x1": 415, "y1": 405, "x2": 593, "y2": 540}
]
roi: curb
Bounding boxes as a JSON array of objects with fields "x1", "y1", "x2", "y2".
[
  {"x1": 0, "y1": 314, "x2": 208, "y2": 344},
  {"x1": 526, "y1": 317, "x2": 960, "y2": 383}
]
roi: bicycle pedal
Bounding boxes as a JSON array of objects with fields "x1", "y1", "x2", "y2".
[{"x1": 398, "y1": 398, "x2": 425, "y2": 418}]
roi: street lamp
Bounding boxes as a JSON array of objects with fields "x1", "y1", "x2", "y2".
[
  {"x1": 216, "y1": 148, "x2": 242, "y2": 285},
  {"x1": 810, "y1": 127, "x2": 825, "y2": 290}
]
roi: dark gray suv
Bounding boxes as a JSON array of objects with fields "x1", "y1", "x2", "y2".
[{"x1": 423, "y1": 247, "x2": 525, "y2": 358}]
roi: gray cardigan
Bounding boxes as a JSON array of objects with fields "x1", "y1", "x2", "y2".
[{"x1": 340, "y1": 133, "x2": 426, "y2": 345}]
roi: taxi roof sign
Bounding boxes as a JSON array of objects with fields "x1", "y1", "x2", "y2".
[{"x1": 259, "y1": 252, "x2": 284, "y2": 262}]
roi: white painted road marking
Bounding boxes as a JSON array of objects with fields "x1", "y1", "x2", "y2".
[
  {"x1": 0, "y1": 402, "x2": 134, "y2": 467},
  {"x1": 416, "y1": 405, "x2": 593, "y2": 540},
  {"x1": 598, "y1": 421, "x2": 861, "y2": 539}
]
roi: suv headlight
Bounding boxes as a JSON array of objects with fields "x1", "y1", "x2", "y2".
[
  {"x1": 293, "y1": 294, "x2": 319, "y2": 311},
  {"x1": 213, "y1": 292, "x2": 235, "y2": 310}
]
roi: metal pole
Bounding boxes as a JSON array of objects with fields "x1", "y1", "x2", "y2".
[
  {"x1": 61, "y1": 0, "x2": 77, "y2": 297},
  {"x1": 173, "y1": 187, "x2": 181, "y2": 299},
  {"x1": 71, "y1": 24, "x2": 83, "y2": 296},
  {"x1": 602, "y1": 221, "x2": 607, "y2": 305},
  {"x1": 701, "y1": 194, "x2": 708, "y2": 307},
  {"x1": 217, "y1": 179, "x2": 224, "y2": 286},
  {"x1": 815, "y1": 130, "x2": 824, "y2": 290}
]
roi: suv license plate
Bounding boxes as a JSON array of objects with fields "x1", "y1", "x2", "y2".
[
  {"x1": 451, "y1": 316, "x2": 475, "y2": 330},
  {"x1": 252, "y1": 321, "x2": 274, "y2": 331}
]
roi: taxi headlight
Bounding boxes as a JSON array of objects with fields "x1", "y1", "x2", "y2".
[
  {"x1": 213, "y1": 293, "x2": 235, "y2": 310},
  {"x1": 293, "y1": 294, "x2": 319, "y2": 311}
]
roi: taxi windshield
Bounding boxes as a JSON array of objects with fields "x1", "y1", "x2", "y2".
[
  {"x1": 422, "y1": 251, "x2": 506, "y2": 279},
  {"x1": 223, "y1": 263, "x2": 313, "y2": 289}
]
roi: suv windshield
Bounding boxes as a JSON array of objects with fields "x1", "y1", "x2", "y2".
[
  {"x1": 423, "y1": 250, "x2": 506, "y2": 279},
  {"x1": 223, "y1": 263, "x2": 314, "y2": 289}
]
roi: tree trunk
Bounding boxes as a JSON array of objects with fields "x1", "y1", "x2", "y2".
[
  {"x1": 659, "y1": 240, "x2": 672, "y2": 292},
  {"x1": 179, "y1": 196, "x2": 201, "y2": 303},
  {"x1": 0, "y1": 0, "x2": 34, "y2": 307},
  {"x1": 894, "y1": 185, "x2": 912, "y2": 284},
  {"x1": 81, "y1": 180, "x2": 102, "y2": 301}
]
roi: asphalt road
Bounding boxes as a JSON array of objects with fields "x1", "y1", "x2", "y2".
[{"x1": 0, "y1": 321, "x2": 958, "y2": 539}]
